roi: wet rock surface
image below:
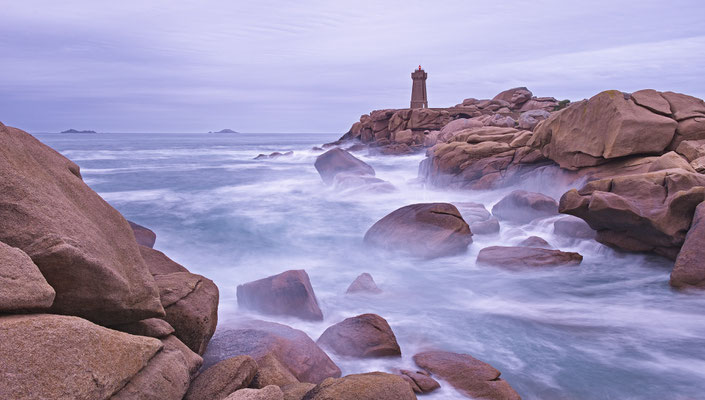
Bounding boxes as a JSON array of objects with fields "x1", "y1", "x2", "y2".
[
  {"x1": 302, "y1": 372, "x2": 417, "y2": 400},
  {"x1": 317, "y1": 313, "x2": 401, "y2": 358},
  {"x1": 477, "y1": 246, "x2": 583, "y2": 267},
  {"x1": 492, "y1": 190, "x2": 559, "y2": 223},
  {"x1": 237, "y1": 269, "x2": 323, "y2": 321}
]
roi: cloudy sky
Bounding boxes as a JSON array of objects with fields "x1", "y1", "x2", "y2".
[{"x1": 1, "y1": 0, "x2": 704, "y2": 133}]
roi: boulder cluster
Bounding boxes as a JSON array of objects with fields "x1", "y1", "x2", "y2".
[
  {"x1": 328, "y1": 87, "x2": 705, "y2": 289},
  {"x1": 0, "y1": 123, "x2": 218, "y2": 399}
]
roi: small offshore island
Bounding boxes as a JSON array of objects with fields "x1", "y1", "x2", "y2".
[{"x1": 61, "y1": 128, "x2": 97, "y2": 133}]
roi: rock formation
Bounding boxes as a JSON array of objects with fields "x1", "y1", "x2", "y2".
[
  {"x1": 317, "y1": 314, "x2": 401, "y2": 358},
  {"x1": 237, "y1": 270, "x2": 323, "y2": 321}
]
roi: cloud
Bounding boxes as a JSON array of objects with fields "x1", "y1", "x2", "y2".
[{"x1": 0, "y1": 0, "x2": 704, "y2": 132}]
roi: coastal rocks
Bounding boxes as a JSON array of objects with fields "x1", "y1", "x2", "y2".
[
  {"x1": 670, "y1": 202, "x2": 705, "y2": 289},
  {"x1": 363, "y1": 203, "x2": 472, "y2": 258},
  {"x1": 346, "y1": 272, "x2": 382, "y2": 294},
  {"x1": 202, "y1": 320, "x2": 341, "y2": 384},
  {"x1": 413, "y1": 351, "x2": 520, "y2": 400},
  {"x1": 140, "y1": 245, "x2": 190, "y2": 275},
  {"x1": 399, "y1": 370, "x2": 440, "y2": 394},
  {"x1": 477, "y1": 246, "x2": 583, "y2": 267},
  {"x1": 314, "y1": 148, "x2": 375, "y2": 184},
  {"x1": 129, "y1": 220, "x2": 157, "y2": 248},
  {"x1": 438, "y1": 118, "x2": 483, "y2": 141},
  {"x1": 553, "y1": 216, "x2": 597, "y2": 239},
  {"x1": 282, "y1": 383, "x2": 316, "y2": 400},
  {"x1": 0, "y1": 313, "x2": 162, "y2": 400},
  {"x1": 492, "y1": 190, "x2": 559, "y2": 223},
  {"x1": 518, "y1": 109, "x2": 550, "y2": 130},
  {"x1": 559, "y1": 169, "x2": 705, "y2": 259},
  {"x1": 518, "y1": 236, "x2": 552, "y2": 248},
  {"x1": 529, "y1": 90, "x2": 678, "y2": 169},
  {"x1": 302, "y1": 372, "x2": 417, "y2": 400},
  {"x1": 0, "y1": 125, "x2": 164, "y2": 325},
  {"x1": 255, "y1": 151, "x2": 294, "y2": 160},
  {"x1": 0, "y1": 241, "x2": 55, "y2": 312},
  {"x1": 388, "y1": 108, "x2": 451, "y2": 133},
  {"x1": 225, "y1": 386, "x2": 284, "y2": 400},
  {"x1": 317, "y1": 313, "x2": 401, "y2": 358},
  {"x1": 332, "y1": 173, "x2": 396, "y2": 193},
  {"x1": 184, "y1": 355, "x2": 258, "y2": 400},
  {"x1": 456, "y1": 202, "x2": 500, "y2": 234},
  {"x1": 112, "y1": 317, "x2": 175, "y2": 338},
  {"x1": 153, "y1": 271, "x2": 219, "y2": 355},
  {"x1": 237, "y1": 269, "x2": 323, "y2": 321},
  {"x1": 675, "y1": 140, "x2": 705, "y2": 162},
  {"x1": 647, "y1": 151, "x2": 695, "y2": 172},
  {"x1": 493, "y1": 87, "x2": 533, "y2": 109}
]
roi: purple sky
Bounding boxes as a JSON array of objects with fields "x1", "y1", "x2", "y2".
[{"x1": 1, "y1": 0, "x2": 704, "y2": 133}]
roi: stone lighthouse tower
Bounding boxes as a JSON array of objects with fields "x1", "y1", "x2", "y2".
[{"x1": 410, "y1": 65, "x2": 428, "y2": 109}]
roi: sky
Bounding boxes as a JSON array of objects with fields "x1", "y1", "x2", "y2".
[{"x1": 1, "y1": 0, "x2": 704, "y2": 133}]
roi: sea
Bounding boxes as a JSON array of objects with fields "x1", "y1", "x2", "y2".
[{"x1": 34, "y1": 131, "x2": 705, "y2": 400}]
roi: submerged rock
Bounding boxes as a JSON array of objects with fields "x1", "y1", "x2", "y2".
[
  {"x1": 0, "y1": 241, "x2": 55, "y2": 312},
  {"x1": 255, "y1": 151, "x2": 294, "y2": 160},
  {"x1": 517, "y1": 236, "x2": 552, "y2": 248},
  {"x1": 317, "y1": 313, "x2": 401, "y2": 358},
  {"x1": 477, "y1": 246, "x2": 582, "y2": 267},
  {"x1": 302, "y1": 372, "x2": 417, "y2": 400},
  {"x1": 492, "y1": 190, "x2": 559, "y2": 223},
  {"x1": 399, "y1": 369, "x2": 440, "y2": 394},
  {"x1": 129, "y1": 220, "x2": 157, "y2": 248},
  {"x1": 314, "y1": 148, "x2": 374, "y2": 184},
  {"x1": 202, "y1": 320, "x2": 341, "y2": 384},
  {"x1": 364, "y1": 203, "x2": 472, "y2": 258},
  {"x1": 670, "y1": 202, "x2": 705, "y2": 289},
  {"x1": 237, "y1": 269, "x2": 323, "y2": 321},
  {"x1": 553, "y1": 216, "x2": 596, "y2": 239},
  {"x1": 184, "y1": 355, "x2": 258, "y2": 400},
  {"x1": 413, "y1": 350, "x2": 520, "y2": 400},
  {"x1": 346, "y1": 272, "x2": 382, "y2": 294},
  {"x1": 0, "y1": 125, "x2": 164, "y2": 325}
]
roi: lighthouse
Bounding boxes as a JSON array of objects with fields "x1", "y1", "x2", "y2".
[{"x1": 410, "y1": 65, "x2": 428, "y2": 109}]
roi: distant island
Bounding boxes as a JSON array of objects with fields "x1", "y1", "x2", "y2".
[
  {"x1": 209, "y1": 129, "x2": 238, "y2": 133},
  {"x1": 61, "y1": 129, "x2": 97, "y2": 133}
]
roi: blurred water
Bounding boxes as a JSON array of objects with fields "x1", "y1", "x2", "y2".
[{"x1": 36, "y1": 132, "x2": 705, "y2": 400}]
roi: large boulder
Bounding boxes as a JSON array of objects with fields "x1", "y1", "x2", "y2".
[
  {"x1": 364, "y1": 203, "x2": 472, "y2": 258},
  {"x1": 438, "y1": 118, "x2": 484, "y2": 141},
  {"x1": 237, "y1": 269, "x2": 323, "y2": 321},
  {"x1": 559, "y1": 169, "x2": 705, "y2": 259},
  {"x1": 153, "y1": 271, "x2": 219, "y2": 355},
  {"x1": 477, "y1": 246, "x2": 583, "y2": 268},
  {"x1": 0, "y1": 241, "x2": 55, "y2": 312},
  {"x1": 670, "y1": 202, "x2": 705, "y2": 289},
  {"x1": 317, "y1": 314, "x2": 401, "y2": 358},
  {"x1": 492, "y1": 190, "x2": 559, "y2": 223},
  {"x1": 225, "y1": 386, "x2": 284, "y2": 400},
  {"x1": 140, "y1": 245, "x2": 190, "y2": 275},
  {"x1": 0, "y1": 125, "x2": 164, "y2": 325},
  {"x1": 112, "y1": 334, "x2": 203, "y2": 400},
  {"x1": 493, "y1": 87, "x2": 533, "y2": 109},
  {"x1": 0, "y1": 314, "x2": 162, "y2": 399},
  {"x1": 314, "y1": 148, "x2": 374, "y2": 184},
  {"x1": 302, "y1": 372, "x2": 417, "y2": 400},
  {"x1": 129, "y1": 220, "x2": 157, "y2": 248},
  {"x1": 184, "y1": 355, "x2": 258, "y2": 400},
  {"x1": 413, "y1": 351, "x2": 520, "y2": 400},
  {"x1": 112, "y1": 318, "x2": 175, "y2": 338},
  {"x1": 202, "y1": 320, "x2": 341, "y2": 384},
  {"x1": 529, "y1": 90, "x2": 678, "y2": 169}
]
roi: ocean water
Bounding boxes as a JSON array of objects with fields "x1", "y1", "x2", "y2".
[{"x1": 35, "y1": 132, "x2": 705, "y2": 400}]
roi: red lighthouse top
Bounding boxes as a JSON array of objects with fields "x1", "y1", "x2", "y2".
[{"x1": 418, "y1": 65, "x2": 422, "y2": 70}]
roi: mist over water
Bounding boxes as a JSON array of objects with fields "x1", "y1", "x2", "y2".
[{"x1": 37, "y1": 132, "x2": 705, "y2": 400}]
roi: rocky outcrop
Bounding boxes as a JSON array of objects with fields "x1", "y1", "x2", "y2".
[
  {"x1": 202, "y1": 320, "x2": 341, "y2": 384},
  {"x1": 281, "y1": 383, "x2": 316, "y2": 400},
  {"x1": 317, "y1": 314, "x2": 401, "y2": 358},
  {"x1": 346, "y1": 272, "x2": 382, "y2": 294},
  {"x1": 413, "y1": 350, "x2": 520, "y2": 400},
  {"x1": 0, "y1": 314, "x2": 162, "y2": 399},
  {"x1": 670, "y1": 202, "x2": 705, "y2": 289},
  {"x1": 237, "y1": 270, "x2": 323, "y2": 321},
  {"x1": 530, "y1": 90, "x2": 691, "y2": 170},
  {"x1": 302, "y1": 372, "x2": 417, "y2": 400},
  {"x1": 477, "y1": 246, "x2": 582, "y2": 268},
  {"x1": 559, "y1": 169, "x2": 705, "y2": 259},
  {"x1": 492, "y1": 190, "x2": 559, "y2": 223},
  {"x1": 129, "y1": 220, "x2": 157, "y2": 248},
  {"x1": 184, "y1": 355, "x2": 258, "y2": 400},
  {"x1": 255, "y1": 151, "x2": 294, "y2": 160},
  {"x1": 112, "y1": 317, "x2": 175, "y2": 338},
  {"x1": 0, "y1": 241, "x2": 55, "y2": 312},
  {"x1": 314, "y1": 148, "x2": 375, "y2": 184},
  {"x1": 364, "y1": 203, "x2": 472, "y2": 258},
  {"x1": 0, "y1": 125, "x2": 164, "y2": 325},
  {"x1": 517, "y1": 110, "x2": 550, "y2": 130},
  {"x1": 518, "y1": 236, "x2": 552, "y2": 248},
  {"x1": 493, "y1": 87, "x2": 533, "y2": 109}
]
